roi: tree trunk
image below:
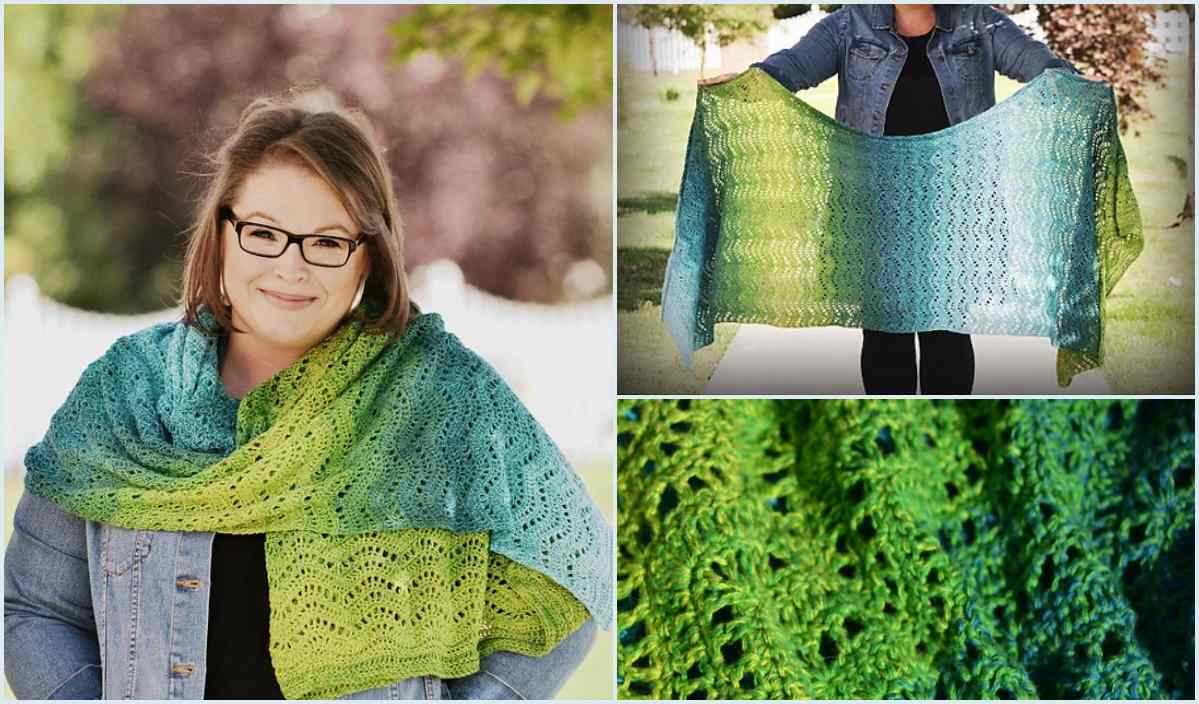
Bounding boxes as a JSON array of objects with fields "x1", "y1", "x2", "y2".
[
  {"x1": 649, "y1": 30, "x2": 659, "y2": 76},
  {"x1": 699, "y1": 40, "x2": 707, "y2": 78},
  {"x1": 1185, "y1": 6, "x2": 1195, "y2": 221},
  {"x1": 1173, "y1": 6, "x2": 1194, "y2": 226}
]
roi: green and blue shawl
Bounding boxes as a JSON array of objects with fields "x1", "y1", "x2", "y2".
[
  {"x1": 23, "y1": 304, "x2": 612, "y2": 698},
  {"x1": 663, "y1": 68, "x2": 1142, "y2": 385}
]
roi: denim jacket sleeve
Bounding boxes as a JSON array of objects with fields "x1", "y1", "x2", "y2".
[
  {"x1": 984, "y1": 6, "x2": 1080, "y2": 80},
  {"x1": 750, "y1": 8, "x2": 845, "y2": 92},
  {"x1": 4, "y1": 491, "x2": 102, "y2": 700}
]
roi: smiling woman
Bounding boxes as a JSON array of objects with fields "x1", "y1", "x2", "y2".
[
  {"x1": 5, "y1": 87, "x2": 611, "y2": 701},
  {"x1": 179, "y1": 91, "x2": 405, "y2": 401}
]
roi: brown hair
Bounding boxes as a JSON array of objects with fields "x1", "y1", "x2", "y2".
[{"x1": 180, "y1": 86, "x2": 410, "y2": 337}]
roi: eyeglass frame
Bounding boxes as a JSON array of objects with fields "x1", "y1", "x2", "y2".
[{"x1": 219, "y1": 207, "x2": 366, "y2": 268}]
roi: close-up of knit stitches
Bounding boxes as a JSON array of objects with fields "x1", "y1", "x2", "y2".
[{"x1": 616, "y1": 399, "x2": 1194, "y2": 699}]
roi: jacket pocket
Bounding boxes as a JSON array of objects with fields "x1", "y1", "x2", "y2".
[
  {"x1": 946, "y1": 36, "x2": 985, "y2": 81},
  {"x1": 846, "y1": 38, "x2": 888, "y2": 82},
  {"x1": 100, "y1": 525, "x2": 151, "y2": 576}
]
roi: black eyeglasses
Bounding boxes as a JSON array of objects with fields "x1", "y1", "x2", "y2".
[{"x1": 220, "y1": 207, "x2": 365, "y2": 268}]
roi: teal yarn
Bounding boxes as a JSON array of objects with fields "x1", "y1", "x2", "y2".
[
  {"x1": 617, "y1": 400, "x2": 1193, "y2": 699},
  {"x1": 25, "y1": 308, "x2": 614, "y2": 630},
  {"x1": 664, "y1": 68, "x2": 1143, "y2": 386}
]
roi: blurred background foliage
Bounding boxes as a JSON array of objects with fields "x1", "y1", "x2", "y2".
[
  {"x1": 4, "y1": 4, "x2": 613, "y2": 313},
  {"x1": 390, "y1": 4, "x2": 611, "y2": 117}
]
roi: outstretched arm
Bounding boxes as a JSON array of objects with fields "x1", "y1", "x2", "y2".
[
  {"x1": 984, "y1": 6, "x2": 1080, "y2": 81},
  {"x1": 750, "y1": 8, "x2": 845, "y2": 91}
]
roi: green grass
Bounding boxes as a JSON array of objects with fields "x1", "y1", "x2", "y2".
[
  {"x1": 618, "y1": 303, "x2": 737, "y2": 394},
  {"x1": 3, "y1": 457, "x2": 615, "y2": 699},
  {"x1": 617, "y1": 57, "x2": 1194, "y2": 393},
  {"x1": 617, "y1": 191, "x2": 678, "y2": 216},
  {"x1": 618, "y1": 247, "x2": 670, "y2": 310}
]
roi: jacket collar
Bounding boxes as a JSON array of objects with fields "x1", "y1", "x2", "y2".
[{"x1": 867, "y1": 4, "x2": 959, "y2": 33}]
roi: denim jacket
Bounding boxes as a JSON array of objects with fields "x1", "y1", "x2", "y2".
[
  {"x1": 5, "y1": 492, "x2": 596, "y2": 700},
  {"x1": 753, "y1": 4, "x2": 1079, "y2": 135}
]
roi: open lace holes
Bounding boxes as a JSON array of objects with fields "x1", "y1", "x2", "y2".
[
  {"x1": 1102, "y1": 632, "x2": 1123, "y2": 658},
  {"x1": 1039, "y1": 556, "x2": 1056, "y2": 590},
  {"x1": 721, "y1": 639, "x2": 743, "y2": 664},
  {"x1": 1175, "y1": 464, "x2": 1194, "y2": 489},
  {"x1": 819, "y1": 632, "x2": 839, "y2": 660},
  {"x1": 843, "y1": 617, "x2": 863, "y2": 638},
  {"x1": 1105, "y1": 403, "x2": 1124, "y2": 430},
  {"x1": 963, "y1": 518, "x2": 976, "y2": 546},
  {"x1": 619, "y1": 621, "x2": 646, "y2": 646},
  {"x1": 658, "y1": 485, "x2": 679, "y2": 519},
  {"x1": 712, "y1": 605, "x2": 735, "y2": 626},
  {"x1": 875, "y1": 426, "x2": 896, "y2": 456}
]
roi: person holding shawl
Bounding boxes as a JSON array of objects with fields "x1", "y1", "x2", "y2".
[
  {"x1": 699, "y1": 4, "x2": 1080, "y2": 394},
  {"x1": 4, "y1": 88, "x2": 611, "y2": 700}
]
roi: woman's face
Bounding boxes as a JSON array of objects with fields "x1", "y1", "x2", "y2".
[{"x1": 222, "y1": 159, "x2": 370, "y2": 354}]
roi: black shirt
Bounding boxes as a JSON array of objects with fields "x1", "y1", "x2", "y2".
[
  {"x1": 884, "y1": 30, "x2": 951, "y2": 136},
  {"x1": 203, "y1": 534, "x2": 284, "y2": 699}
]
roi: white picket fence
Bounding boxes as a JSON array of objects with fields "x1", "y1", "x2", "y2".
[
  {"x1": 618, "y1": 21, "x2": 721, "y2": 74},
  {"x1": 4, "y1": 261, "x2": 614, "y2": 476}
]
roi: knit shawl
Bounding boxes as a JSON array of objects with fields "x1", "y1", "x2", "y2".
[
  {"x1": 24, "y1": 306, "x2": 611, "y2": 698},
  {"x1": 662, "y1": 68, "x2": 1143, "y2": 386}
]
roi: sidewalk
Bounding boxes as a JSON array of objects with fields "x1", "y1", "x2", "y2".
[{"x1": 704, "y1": 324, "x2": 1112, "y2": 395}]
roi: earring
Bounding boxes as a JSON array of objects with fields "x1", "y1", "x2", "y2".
[
  {"x1": 348, "y1": 277, "x2": 366, "y2": 314},
  {"x1": 219, "y1": 274, "x2": 231, "y2": 307}
]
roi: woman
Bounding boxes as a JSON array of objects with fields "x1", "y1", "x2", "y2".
[
  {"x1": 4, "y1": 88, "x2": 609, "y2": 700},
  {"x1": 702, "y1": 4, "x2": 1079, "y2": 394}
]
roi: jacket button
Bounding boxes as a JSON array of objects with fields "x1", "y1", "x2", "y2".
[
  {"x1": 176, "y1": 577, "x2": 202, "y2": 590},
  {"x1": 171, "y1": 663, "x2": 196, "y2": 677}
]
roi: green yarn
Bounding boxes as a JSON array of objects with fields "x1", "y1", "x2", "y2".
[
  {"x1": 24, "y1": 306, "x2": 605, "y2": 698},
  {"x1": 617, "y1": 400, "x2": 1193, "y2": 699},
  {"x1": 663, "y1": 68, "x2": 1143, "y2": 386}
]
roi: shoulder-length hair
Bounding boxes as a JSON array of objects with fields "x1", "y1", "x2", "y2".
[{"x1": 180, "y1": 86, "x2": 410, "y2": 337}]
